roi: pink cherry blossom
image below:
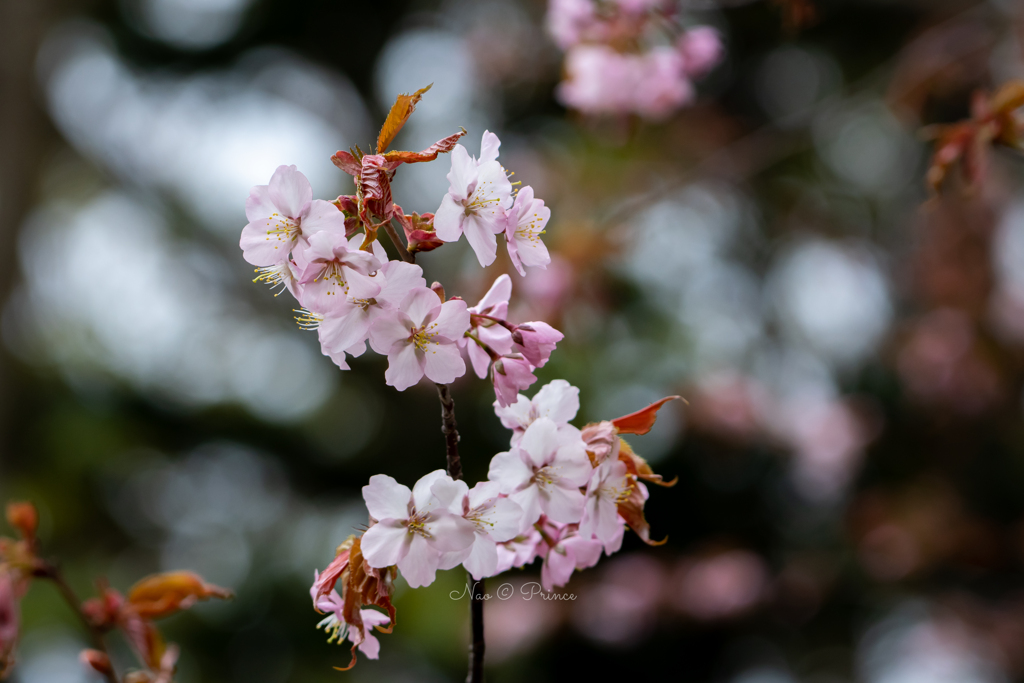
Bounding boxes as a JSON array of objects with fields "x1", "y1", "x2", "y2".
[
  {"x1": 298, "y1": 231, "x2": 382, "y2": 312},
  {"x1": 240, "y1": 165, "x2": 347, "y2": 266},
  {"x1": 678, "y1": 26, "x2": 724, "y2": 78},
  {"x1": 491, "y1": 354, "x2": 538, "y2": 408},
  {"x1": 536, "y1": 520, "x2": 604, "y2": 591},
  {"x1": 314, "y1": 591, "x2": 390, "y2": 659},
  {"x1": 504, "y1": 186, "x2": 552, "y2": 276},
  {"x1": 512, "y1": 321, "x2": 563, "y2": 368},
  {"x1": 434, "y1": 132, "x2": 513, "y2": 267},
  {"x1": 579, "y1": 459, "x2": 630, "y2": 544},
  {"x1": 556, "y1": 45, "x2": 633, "y2": 115},
  {"x1": 494, "y1": 379, "x2": 581, "y2": 445},
  {"x1": 488, "y1": 417, "x2": 591, "y2": 525},
  {"x1": 546, "y1": 0, "x2": 600, "y2": 50},
  {"x1": 369, "y1": 289, "x2": 471, "y2": 391},
  {"x1": 0, "y1": 571, "x2": 18, "y2": 665},
  {"x1": 360, "y1": 471, "x2": 476, "y2": 588},
  {"x1": 632, "y1": 47, "x2": 695, "y2": 120},
  {"x1": 460, "y1": 275, "x2": 514, "y2": 379},
  {"x1": 319, "y1": 259, "x2": 427, "y2": 361},
  {"x1": 495, "y1": 528, "x2": 544, "y2": 574},
  {"x1": 437, "y1": 481, "x2": 525, "y2": 580}
]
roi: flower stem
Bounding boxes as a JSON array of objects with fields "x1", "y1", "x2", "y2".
[
  {"x1": 434, "y1": 383, "x2": 485, "y2": 682},
  {"x1": 37, "y1": 564, "x2": 120, "y2": 683},
  {"x1": 383, "y1": 220, "x2": 415, "y2": 265}
]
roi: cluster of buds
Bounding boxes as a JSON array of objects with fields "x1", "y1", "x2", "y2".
[
  {"x1": 924, "y1": 80, "x2": 1024, "y2": 193},
  {"x1": 240, "y1": 86, "x2": 557, "y2": 402},
  {"x1": 0, "y1": 503, "x2": 41, "y2": 677},
  {"x1": 311, "y1": 381, "x2": 678, "y2": 667},
  {"x1": 546, "y1": 0, "x2": 724, "y2": 119}
]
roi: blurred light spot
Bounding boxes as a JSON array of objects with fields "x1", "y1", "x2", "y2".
[
  {"x1": 39, "y1": 24, "x2": 368, "y2": 236},
  {"x1": 859, "y1": 603, "x2": 1008, "y2": 683},
  {"x1": 768, "y1": 240, "x2": 891, "y2": 367},
  {"x1": 680, "y1": 262, "x2": 763, "y2": 371},
  {"x1": 11, "y1": 630, "x2": 89, "y2": 683},
  {"x1": 11, "y1": 191, "x2": 333, "y2": 420},
  {"x1": 485, "y1": 577, "x2": 562, "y2": 662},
  {"x1": 756, "y1": 47, "x2": 841, "y2": 126},
  {"x1": 125, "y1": 0, "x2": 255, "y2": 50},
  {"x1": 732, "y1": 668, "x2": 798, "y2": 683},
  {"x1": 814, "y1": 102, "x2": 920, "y2": 195}
]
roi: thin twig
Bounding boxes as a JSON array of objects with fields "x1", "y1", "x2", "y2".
[
  {"x1": 37, "y1": 564, "x2": 119, "y2": 683},
  {"x1": 383, "y1": 220, "x2": 415, "y2": 264}
]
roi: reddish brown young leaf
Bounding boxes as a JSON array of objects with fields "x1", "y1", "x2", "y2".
[
  {"x1": 127, "y1": 571, "x2": 232, "y2": 620},
  {"x1": 382, "y1": 128, "x2": 467, "y2": 165},
  {"x1": 610, "y1": 395, "x2": 682, "y2": 435},
  {"x1": 376, "y1": 84, "x2": 432, "y2": 154},
  {"x1": 331, "y1": 150, "x2": 362, "y2": 177}
]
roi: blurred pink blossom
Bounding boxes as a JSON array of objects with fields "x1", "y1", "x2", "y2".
[{"x1": 672, "y1": 550, "x2": 768, "y2": 620}]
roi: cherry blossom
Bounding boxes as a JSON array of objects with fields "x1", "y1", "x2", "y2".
[
  {"x1": 491, "y1": 354, "x2": 538, "y2": 408},
  {"x1": 434, "y1": 132, "x2": 513, "y2": 267},
  {"x1": 512, "y1": 321, "x2": 563, "y2": 368},
  {"x1": 298, "y1": 231, "x2": 383, "y2": 312},
  {"x1": 546, "y1": 0, "x2": 600, "y2": 50},
  {"x1": 536, "y1": 519, "x2": 604, "y2": 591},
  {"x1": 369, "y1": 288, "x2": 470, "y2": 391},
  {"x1": 678, "y1": 26, "x2": 724, "y2": 78},
  {"x1": 579, "y1": 459, "x2": 631, "y2": 544},
  {"x1": 437, "y1": 481, "x2": 525, "y2": 580},
  {"x1": 461, "y1": 275, "x2": 514, "y2": 379},
  {"x1": 319, "y1": 259, "x2": 427, "y2": 360},
  {"x1": 314, "y1": 591, "x2": 390, "y2": 660},
  {"x1": 488, "y1": 417, "x2": 591, "y2": 525},
  {"x1": 494, "y1": 379, "x2": 580, "y2": 445},
  {"x1": 504, "y1": 186, "x2": 552, "y2": 276},
  {"x1": 360, "y1": 471, "x2": 476, "y2": 588},
  {"x1": 252, "y1": 259, "x2": 303, "y2": 300},
  {"x1": 495, "y1": 528, "x2": 544, "y2": 574},
  {"x1": 240, "y1": 165, "x2": 347, "y2": 266}
]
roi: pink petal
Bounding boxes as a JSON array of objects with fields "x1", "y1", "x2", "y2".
[
  {"x1": 268, "y1": 164, "x2": 312, "y2": 218},
  {"x1": 384, "y1": 342, "x2": 425, "y2": 391},
  {"x1": 397, "y1": 534, "x2": 441, "y2": 588},
  {"x1": 363, "y1": 474, "x2": 412, "y2": 520},
  {"x1": 463, "y1": 536, "x2": 499, "y2": 580},
  {"x1": 519, "y1": 418, "x2": 560, "y2": 468},
  {"x1": 360, "y1": 520, "x2": 411, "y2": 569},
  {"x1": 463, "y1": 214, "x2": 499, "y2": 267},
  {"x1": 240, "y1": 220, "x2": 291, "y2": 267},
  {"x1": 369, "y1": 311, "x2": 413, "y2": 355},
  {"x1": 446, "y1": 145, "x2": 478, "y2": 199},
  {"x1": 423, "y1": 343, "x2": 467, "y2": 385},
  {"x1": 245, "y1": 184, "x2": 277, "y2": 223},
  {"x1": 488, "y1": 450, "x2": 534, "y2": 494},
  {"x1": 479, "y1": 130, "x2": 501, "y2": 165},
  {"x1": 541, "y1": 483, "x2": 586, "y2": 524},
  {"x1": 433, "y1": 194, "x2": 465, "y2": 242},
  {"x1": 401, "y1": 288, "x2": 441, "y2": 327},
  {"x1": 424, "y1": 511, "x2": 477, "y2": 553},
  {"x1": 301, "y1": 199, "x2": 348, "y2": 237},
  {"x1": 432, "y1": 299, "x2": 470, "y2": 340}
]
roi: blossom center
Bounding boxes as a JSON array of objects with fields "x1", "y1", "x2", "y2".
[
  {"x1": 264, "y1": 213, "x2": 300, "y2": 247},
  {"x1": 405, "y1": 510, "x2": 433, "y2": 538},
  {"x1": 410, "y1": 325, "x2": 438, "y2": 352}
]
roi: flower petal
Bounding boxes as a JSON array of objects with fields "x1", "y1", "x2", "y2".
[{"x1": 363, "y1": 474, "x2": 412, "y2": 520}]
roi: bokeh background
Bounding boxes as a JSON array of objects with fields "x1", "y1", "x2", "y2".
[{"x1": 4, "y1": 0, "x2": 1024, "y2": 681}]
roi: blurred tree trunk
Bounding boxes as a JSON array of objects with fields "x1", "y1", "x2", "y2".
[{"x1": 0, "y1": 0, "x2": 73, "y2": 466}]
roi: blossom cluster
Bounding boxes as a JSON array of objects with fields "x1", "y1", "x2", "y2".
[
  {"x1": 240, "y1": 86, "x2": 679, "y2": 669},
  {"x1": 240, "y1": 89, "x2": 557, "y2": 401},
  {"x1": 310, "y1": 380, "x2": 678, "y2": 666},
  {"x1": 547, "y1": 0, "x2": 724, "y2": 119}
]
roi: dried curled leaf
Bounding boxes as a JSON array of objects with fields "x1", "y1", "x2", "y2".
[
  {"x1": 127, "y1": 571, "x2": 232, "y2": 620},
  {"x1": 618, "y1": 438, "x2": 678, "y2": 487},
  {"x1": 617, "y1": 480, "x2": 667, "y2": 546},
  {"x1": 376, "y1": 84, "x2": 432, "y2": 154}
]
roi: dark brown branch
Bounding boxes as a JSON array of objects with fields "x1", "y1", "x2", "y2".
[
  {"x1": 383, "y1": 220, "x2": 415, "y2": 264},
  {"x1": 435, "y1": 383, "x2": 462, "y2": 481},
  {"x1": 37, "y1": 564, "x2": 120, "y2": 683},
  {"x1": 434, "y1": 384, "x2": 485, "y2": 681},
  {"x1": 467, "y1": 577, "x2": 486, "y2": 683}
]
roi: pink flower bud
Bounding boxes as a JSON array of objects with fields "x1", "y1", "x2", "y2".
[{"x1": 512, "y1": 322, "x2": 563, "y2": 368}]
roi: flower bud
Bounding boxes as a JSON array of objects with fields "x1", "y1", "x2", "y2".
[
  {"x1": 5, "y1": 502, "x2": 37, "y2": 542},
  {"x1": 430, "y1": 282, "x2": 446, "y2": 302},
  {"x1": 79, "y1": 649, "x2": 113, "y2": 676}
]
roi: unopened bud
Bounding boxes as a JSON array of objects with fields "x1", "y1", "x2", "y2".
[
  {"x1": 79, "y1": 649, "x2": 113, "y2": 676},
  {"x1": 5, "y1": 502, "x2": 37, "y2": 541},
  {"x1": 430, "y1": 282, "x2": 445, "y2": 302}
]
